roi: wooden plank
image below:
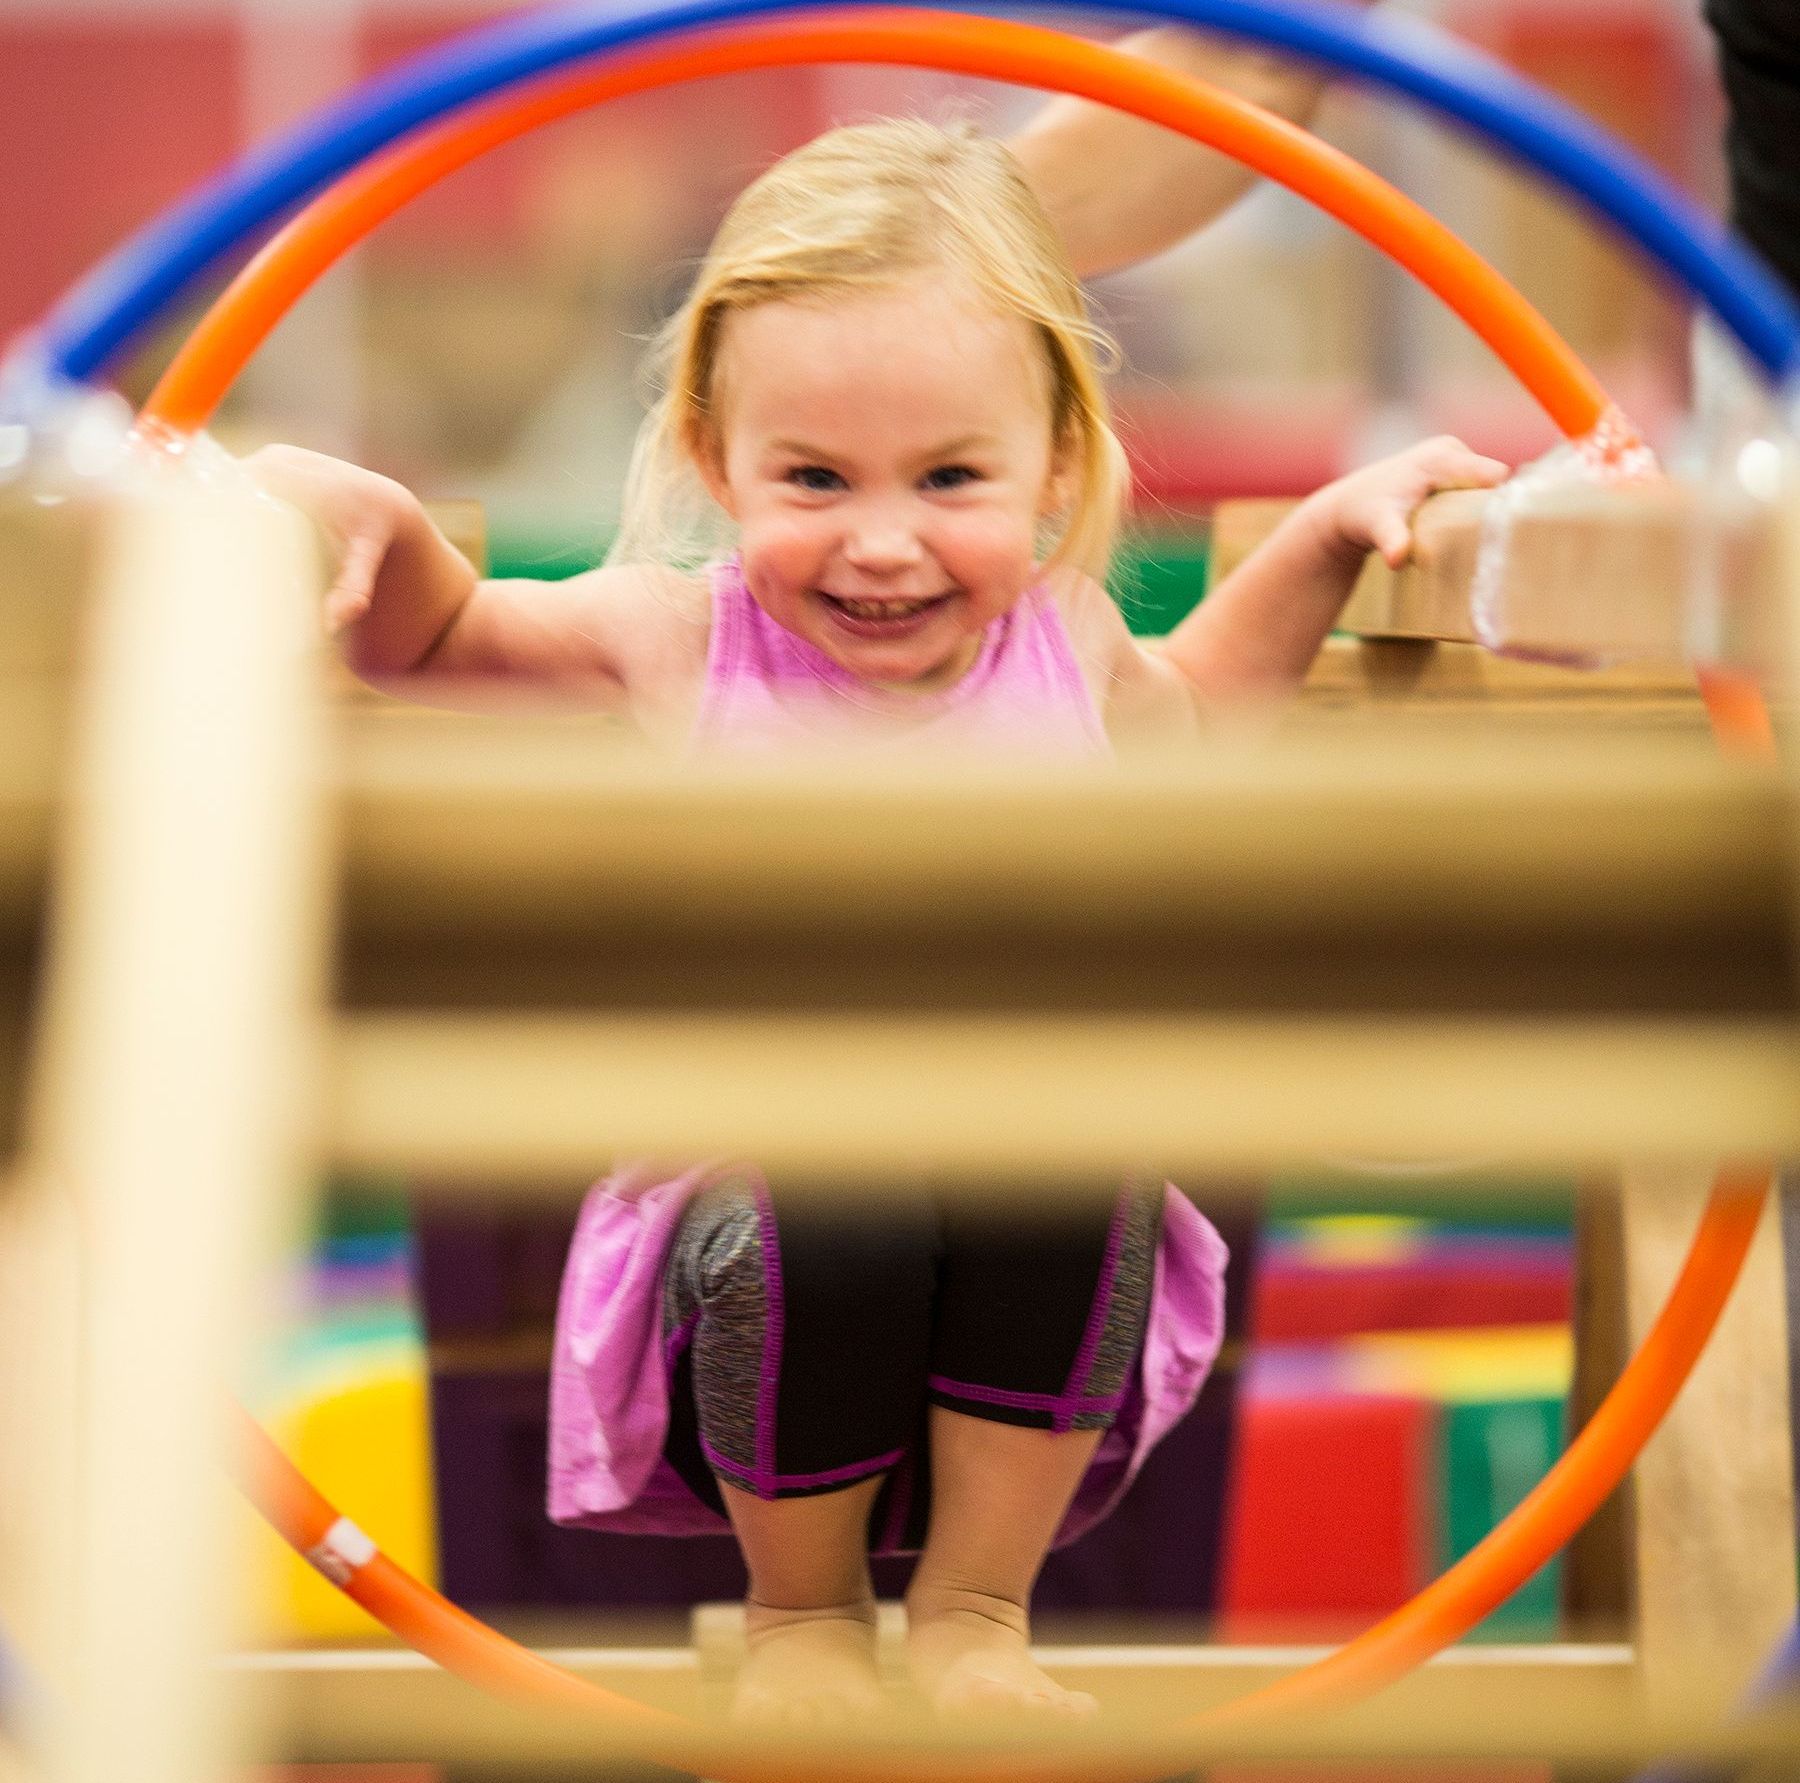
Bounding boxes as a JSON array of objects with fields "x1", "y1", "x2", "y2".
[
  {"x1": 1296, "y1": 636, "x2": 1710, "y2": 733},
  {"x1": 1211, "y1": 485, "x2": 1784, "y2": 671},
  {"x1": 337, "y1": 722, "x2": 1783, "y2": 935},
  {"x1": 24, "y1": 480, "x2": 330, "y2": 1783},
  {"x1": 0, "y1": 697, "x2": 1788, "y2": 946},
  {"x1": 227, "y1": 1640, "x2": 707, "y2": 1718},
  {"x1": 327, "y1": 1012, "x2": 1800, "y2": 1187},
  {"x1": 238, "y1": 1632, "x2": 1633, "y2": 1727},
  {"x1": 1619, "y1": 1166, "x2": 1797, "y2": 1702},
  {"x1": 0, "y1": 499, "x2": 97, "y2": 1783},
  {"x1": 227, "y1": 1639, "x2": 1800, "y2": 1771},
  {"x1": 692, "y1": 1603, "x2": 1635, "y2": 1715},
  {"x1": 1302, "y1": 635, "x2": 1701, "y2": 702}
]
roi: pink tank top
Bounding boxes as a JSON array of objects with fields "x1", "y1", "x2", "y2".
[{"x1": 689, "y1": 557, "x2": 1110, "y2": 758}]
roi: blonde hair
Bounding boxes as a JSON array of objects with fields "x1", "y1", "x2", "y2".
[{"x1": 609, "y1": 117, "x2": 1128, "y2": 584}]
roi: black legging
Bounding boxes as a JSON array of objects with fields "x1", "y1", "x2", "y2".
[{"x1": 658, "y1": 1174, "x2": 1162, "y2": 1550}]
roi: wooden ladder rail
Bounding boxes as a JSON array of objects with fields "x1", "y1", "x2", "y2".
[{"x1": 0, "y1": 474, "x2": 328, "y2": 1783}]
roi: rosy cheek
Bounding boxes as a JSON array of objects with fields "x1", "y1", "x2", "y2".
[
  {"x1": 948, "y1": 508, "x2": 1037, "y2": 568},
  {"x1": 737, "y1": 512, "x2": 823, "y2": 582}
]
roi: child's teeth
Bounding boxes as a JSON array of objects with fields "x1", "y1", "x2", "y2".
[{"x1": 839, "y1": 597, "x2": 928, "y2": 618}]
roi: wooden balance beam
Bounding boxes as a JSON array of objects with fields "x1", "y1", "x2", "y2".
[
  {"x1": 1213, "y1": 481, "x2": 1786, "y2": 688},
  {"x1": 0, "y1": 473, "x2": 1794, "y2": 1779}
]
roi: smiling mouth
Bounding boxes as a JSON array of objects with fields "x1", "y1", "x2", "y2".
[{"x1": 820, "y1": 592, "x2": 952, "y2": 622}]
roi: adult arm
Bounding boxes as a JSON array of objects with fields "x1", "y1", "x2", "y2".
[{"x1": 1010, "y1": 13, "x2": 1375, "y2": 279}]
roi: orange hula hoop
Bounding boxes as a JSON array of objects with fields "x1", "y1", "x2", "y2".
[
  {"x1": 141, "y1": 7, "x2": 1608, "y2": 439},
  {"x1": 168, "y1": 6, "x2": 1777, "y2": 1772}
]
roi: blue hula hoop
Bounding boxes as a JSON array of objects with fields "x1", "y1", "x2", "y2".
[{"x1": 12, "y1": 0, "x2": 1800, "y2": 401}]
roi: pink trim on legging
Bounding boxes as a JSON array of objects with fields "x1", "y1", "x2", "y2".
[
  {"x1": 927, "y1": 1376, "x2": 1125, "y2": 1416},
  {"x1": 1056, "y1": 1191, "x2": 1131, "y2": 1430},
  {"x1": 701, "y1": 1434, "x2": 904, "y2": 1497},
  {"x1": 751, "y1": 1181, "x2": 785, "y2": 1490}
]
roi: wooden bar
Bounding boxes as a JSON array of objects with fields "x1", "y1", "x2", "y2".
[
  {"x1": 336, "y1": 721, "x2": 1787, "y2": 949},
  {"x1": 691, "y1": 1602, "x2": 1639, "y2": 1717},
  {"x1": 234, "y1": 1641, "x2": 1800, "y2": 1770},
  {"x1": 0, "y1": 684, "x2": 63, "y2": 925},
  {"x1": 2, "y1": 703, "x2": 1783, "y2": 953},
  {"x1": 330, "y1": 1011, "x2": 1800, "y2": 1186},
  {"x1": 1295, "y1": 636, "x2": 1714, "y2": 734},
  {"x1": 239, "y1": 1632, "x2": 1638, "y2": 1730},
  {"x1": 23, "y1": 479, "x2": 329, "y2": 1783},
  {"x1": 1211, "y1": 483, "x2": 1785, "y2": 674}
]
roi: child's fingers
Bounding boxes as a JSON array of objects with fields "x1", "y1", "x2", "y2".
[
  {"x1": 1416, "y1": 435, "x2": 1511, "y2": 488},
  {"x1": 1372, "y1": 508, "x2": 1414, "y2": 569},
  {"x1": 323, "y1": 531, "x2": 386, "y2": 634},
  {"x1": 324, "y1": 582, "x2": 374, "y2": 635},
  {"x1": 1454, "y1": 450, "x2": 1511, "y2": 487}
]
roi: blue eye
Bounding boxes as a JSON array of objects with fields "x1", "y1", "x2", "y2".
[
  {"x1": 924, "y1": 465, "x2": 980, "y2": 491},
  {"x1": 787, "y1": 465, "x2": 845, "y2": 492}
]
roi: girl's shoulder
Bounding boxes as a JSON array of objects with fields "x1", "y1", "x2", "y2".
[
  {"x1": 556, "y1": 562, "x2": 714, "y2": 736},
  {"x1": 1045, "y1": 571, "x2": 1199, "y2": 745},
  {"x1": 550, "y1": 561, "x2": 712, "y2": 672}
]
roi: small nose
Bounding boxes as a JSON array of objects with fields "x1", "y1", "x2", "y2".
[{"x1": 843, "y1": 504, "x2": 924, "y2": 573}]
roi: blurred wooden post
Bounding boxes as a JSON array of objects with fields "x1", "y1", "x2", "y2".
[
  {"x1": 0, "y1": 493, "x2": 93, "y2": 1774},
  {"x1": 1613, "y1": 1167, "x2": 1795, "y2": 1701},
  {"x1": 21, "y1": 475, "x2": 330, "y2": 1783}
]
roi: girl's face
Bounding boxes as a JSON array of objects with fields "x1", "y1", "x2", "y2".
[{"x1": 701, "y1": 272, "x2": 1071, "y2": 692}]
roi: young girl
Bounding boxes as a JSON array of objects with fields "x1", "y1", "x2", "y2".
[{"x1": 249, "y1": 119, "x2": 1507, "y2": 1727}]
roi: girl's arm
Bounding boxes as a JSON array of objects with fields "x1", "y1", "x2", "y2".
[
  {"x1": 1009, "y1": 10, "x2": 1374, "y2": 280},
  {"x1": 1063, "y1": 437, "x2": 1508, "y2": 738},
  {"x1": 245, "y1": 444, "x2": 478, "y2": 676},
  {"x1": 245, "y1": 443, "x2": 659, "y2": 700},
  {"x1": 1157, "y1": 436, "x2": 1508, "y2": 707}
]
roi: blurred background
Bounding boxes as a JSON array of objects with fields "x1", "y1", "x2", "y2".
[
  {"x1": 0, "y1": 4, "x2": 1743, "y2": 1777},
  {"x1": 4, "y1": 0, "x2": 1722, "y2": 598}
]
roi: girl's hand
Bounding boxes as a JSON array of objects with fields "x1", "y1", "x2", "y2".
[
  {"x1": 243, "y1": 443, "x2": 422, "y2": 634},
  {"x1": 1317, "y1": 435, "x2": 1510, "y2": 571}
]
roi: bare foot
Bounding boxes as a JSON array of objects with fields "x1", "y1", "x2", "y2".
[
  {"x1": 731, "y1": 1597, "x2": 888, "y2": 1726},
  {"x1": 905, "y1": 1584, "x2": 1098, "y2": 1720}
]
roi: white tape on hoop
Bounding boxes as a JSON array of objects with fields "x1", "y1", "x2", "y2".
[{"x1": 304, "y1": 1516, "x2": 377, "y2": 1587}]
